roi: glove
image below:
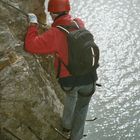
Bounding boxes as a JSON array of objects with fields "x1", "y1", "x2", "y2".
[{"x1": 28, "y1": 13, "x2": 38, "y2": 24}]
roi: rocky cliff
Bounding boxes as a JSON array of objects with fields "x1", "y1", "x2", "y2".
[{"x1": 0, "y1": 0, "x2": 65, "y2": 140}]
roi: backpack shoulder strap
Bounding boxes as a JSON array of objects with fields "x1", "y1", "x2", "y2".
[
  {"x1": 56, "y1": 20, "x2": 81, "y2": 78},
  {"x1": 56, "y1": 25, "x2": 70, "y2": 34},
  {"x1": 56, "y1": 19, "x2": 80, "y2": 33},
  {"x1": 72, "y1": 20, "x2": 80, "y2": 29}
]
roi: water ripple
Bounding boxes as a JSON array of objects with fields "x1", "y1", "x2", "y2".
[{"x1": 71, "y1": 0, "x2": 140, "y2": 140}]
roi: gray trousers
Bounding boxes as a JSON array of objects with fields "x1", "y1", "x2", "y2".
[{"x1": 62, "y1": 83, "x2": 96, "y2": 140}]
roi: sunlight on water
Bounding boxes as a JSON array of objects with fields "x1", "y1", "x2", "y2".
[{"x1": 70, "y1": 0, "x2": 140, "y2": 140}]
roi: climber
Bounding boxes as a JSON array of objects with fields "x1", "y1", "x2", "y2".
[{"x1": 25, "y1": 0, "x2": 98, "y2": 140}]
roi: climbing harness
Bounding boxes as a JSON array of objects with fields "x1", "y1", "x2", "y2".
[{"x1": 0, "y1": 0, "x2": 46, "y2": 27}]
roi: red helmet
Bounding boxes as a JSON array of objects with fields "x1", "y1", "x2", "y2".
[{"x1": 48, "y1": 0, "x2": 70, "y2": 13}]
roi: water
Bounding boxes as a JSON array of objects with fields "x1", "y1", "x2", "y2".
[{"x1": 70, "y1": 0, "x2": 140, "y2": 140}]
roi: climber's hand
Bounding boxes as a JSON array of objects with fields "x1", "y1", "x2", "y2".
[{"x1": 28, "y1": 13, "x2": 38, "y2": 24}]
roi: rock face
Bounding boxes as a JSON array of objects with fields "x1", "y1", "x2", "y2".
[{"x1": 0, "y1": 0, "x2": 65, "y2": 140}]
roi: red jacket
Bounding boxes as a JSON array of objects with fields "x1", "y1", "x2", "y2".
[{"x1": 25, "y1": 14, "x2": 84, "y2": 78}]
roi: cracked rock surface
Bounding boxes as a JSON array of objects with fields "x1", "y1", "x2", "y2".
[{"x1": 0, "y1": 0, "x2": 65, "y2": 140}]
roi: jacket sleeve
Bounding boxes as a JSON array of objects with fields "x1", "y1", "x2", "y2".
[{"x1": 25, "y1": 25, "x2": 58, "y2": 54}]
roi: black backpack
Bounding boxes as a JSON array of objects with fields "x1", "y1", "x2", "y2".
[{"x1": 57, "y1": 20, "x2": 100, "y2": 77}]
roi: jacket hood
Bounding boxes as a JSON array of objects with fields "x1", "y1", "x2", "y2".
[{"x1": 52, "y1": 14, "x2": 73, "y2": 27}]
